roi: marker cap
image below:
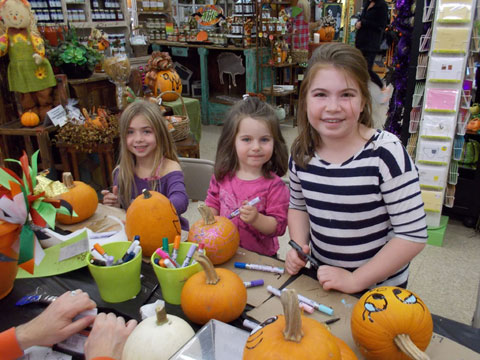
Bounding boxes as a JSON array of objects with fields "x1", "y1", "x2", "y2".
[{"x1": 234, "y1": 262, "x2": 246, "y2": 269}]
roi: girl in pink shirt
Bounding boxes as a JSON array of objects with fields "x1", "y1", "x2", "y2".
[{"x1": 205, "y1": 96, "x2": 290, "y2": 256}]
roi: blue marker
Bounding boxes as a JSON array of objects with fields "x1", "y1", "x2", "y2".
[
  {"x1": 123, "y1": 246, "x2": 141, "y2": 263},
  {"x1": 181, "y1": 244, "x2": 197, "y2": 267},
  {"x1": 121, "y1": 238, "x2": 140, "y2": 262},
  {"x1": 228, "y1": 197, "x2": 261, "y2": 219}
]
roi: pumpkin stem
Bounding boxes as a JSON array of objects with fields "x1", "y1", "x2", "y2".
[
  {"x1": 193, "y1": 251, "x2": 219, "y2": 285},
  {"x1": 198, "y1": 203, "x2": 216, "y2": 225},
  {"x1": 62, "y1": 172, "x2": 75, "y2": 189},
  {"x1": 394, "y1": 334, "x2": 430, "y2": 360},
  {"x1": 281, "y1": 289, "x2": 304, "y2": 342},
  {"x1": 155, "y1": 304, "x2": 168, "y2": 325},
  {"x1": 142, "y1": 188, "x2": 152, "y2": 199}
]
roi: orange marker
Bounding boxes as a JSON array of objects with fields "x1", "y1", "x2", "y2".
[{"x1": 171, "y1": 235, "x2": 181, "y2": 262}]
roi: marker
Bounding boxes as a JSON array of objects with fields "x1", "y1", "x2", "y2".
[
  {"x1": 228, "y1": 196, "x2": 261, "y2": 219},
  {"x1": 243, "y1": 319, "x2": 260, "y2": 330},
  {"x1": 154, "y1": 258, "x2": 166, "y2": 267},
  {"x1": 288, "y1": 240, "x2": 320, "y2": 269},
  {"x1": 123, "y1": 246, "x2": 141, "y2": 263},
  {"x1": 163, "y1": 259, "x2": 176, "y2": 269},
  {"x1": 244, "y1": 279, "x2": 264, "y2": 288},
  {"x1": 171, "y1": 235, "x2": 181, "y2": 262},
  {"x1": 324, "y1": 317, "x2": 341, "y2": 325},
  {"x1": 181, "y1": 244, "x2": 197, "y2": 267},
  {"x1": 198, "y1": 242, "x2": 205, "y2": 255},
  {"x1": 121, "y1": 238, "x2": 140, "y2": 262},
  {"x1": 90, "y1": 249, "x2": 106, "y2": 261},
  {"x1": 234, "y1": 262, "x2": 284, "y2": 275},
  {"x1": 92, "y1": 244, "x2": 114, "y2": 265},
  {"x1": 162, "y1": 237, "x2": 169, "y2": 253},
  {"x1": 90, "y1": 258, "x2": 106, "y2": 266},
  {"x1": 266, "y1": 285, "x2": 314, "y2": 314},
  {"x1": 155, "y1": 248, "x2": 178, "y2": 268},
  {"x1": 284, "y1": 287, "x2": 334, "y2": 316}
]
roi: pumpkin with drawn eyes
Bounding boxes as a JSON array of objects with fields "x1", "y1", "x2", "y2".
[
  {"x1": 351, "y1": 286, "x2": 433, "y2": 360},
  {"x1": 243, "y1": 289, "x2": 354, "y2": 360},
  {"x1": 125, "y1": 189, "x2": 181, "y2": 257}
]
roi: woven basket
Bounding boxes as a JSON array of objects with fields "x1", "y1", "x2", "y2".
[
  {"x1": 291, "y1": 49, "x2": 309, "y2": 64},
  {"x1": 162, "y1": 91, "x2": 190, "y2": 142}
]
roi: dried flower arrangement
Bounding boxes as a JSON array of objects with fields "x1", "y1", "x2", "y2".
[{"x1": 54, "y1": 108, "x2": 119, "y2": 152}]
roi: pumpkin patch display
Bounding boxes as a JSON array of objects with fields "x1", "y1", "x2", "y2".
[
  {"x1": 351, "y1": 286, "x2": 433, "y2": 360},
  {"x1": 125, "y1": 189, "x2": 181, "y2": 257},
  {"x1": 243, "y1": 289, "x2": 351, "y2": 360},
  {"x1": 122, "y1": 303, "x2": 195, "y2": 360},
  {"x1": 20, "y1": 111, "x2": 40, "y2": 127},
  {"x1": 181, "y1": 252, "x2": 246, "y2": 325},
  {"x1": 56, "y1": 172, "x2": 98, "y2": 225},
  {"x1": 187, "y1": 203, "x2": 239, "y2": 265}
]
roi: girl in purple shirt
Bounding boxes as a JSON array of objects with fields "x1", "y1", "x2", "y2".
[
  {"x1": 101, "y1": 100, "x2": 189, "y2": 230},
  {"x1": 205, "y1": 97, "x2": 289, "y2": 256}
]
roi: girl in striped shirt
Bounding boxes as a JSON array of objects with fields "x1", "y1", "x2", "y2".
[{"x1": 285, "y1": 43, "x2": 427, "y2": 294}]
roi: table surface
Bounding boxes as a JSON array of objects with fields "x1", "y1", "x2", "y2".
[{"x1": 1, "y1": 207, "x2": 479, "y2": 358}]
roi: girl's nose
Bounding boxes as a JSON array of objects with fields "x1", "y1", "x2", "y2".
[{"x1": 326, "y1": 97, "x2": 340, "y2": 111}]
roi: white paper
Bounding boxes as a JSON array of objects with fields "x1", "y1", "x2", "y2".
[{"x1": 46, "y1": 105, "x2": 68, "y2": 127}]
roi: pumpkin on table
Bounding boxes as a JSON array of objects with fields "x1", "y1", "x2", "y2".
[
  {"x1": 20, "y1": 111, "x2": 40, "y2": 127},
  {"x1": 125, "y1": 189, "x2": 181, "y2": 257},
  {"x1": 56, "y1": 172, "x2": 98, "y2": 225},
  {"x1": 243, "y1": 289, "x2": 355, "y2": 359},
  {"x1": 187, "y1": 203, "x2": 239, "y2": 265},
  {"x1": 181, "y1": 252, "x2": 246, "y2": 325},
  {"x1": 351, "y1": 286, "x2": 433, "y2": 360},
  {"x1": 122, "y1": 302, "x2": 195, "y2": 360}
]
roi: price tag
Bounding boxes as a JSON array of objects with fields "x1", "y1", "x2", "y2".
[{"x1": 46, "y1": 105, "x2": 68, "y2": 127}]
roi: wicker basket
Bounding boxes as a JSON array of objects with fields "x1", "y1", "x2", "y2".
[
  {"x1": 161, "y1": 91, "x2": 190, "y2": 142},
  {"x1": 291, "y1": 49, "x2": 309, "y2": 64}
]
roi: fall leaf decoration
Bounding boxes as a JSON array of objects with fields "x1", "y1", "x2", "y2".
[{"x1": 144, "y1": 51, "x2": 174, "y2": 92}]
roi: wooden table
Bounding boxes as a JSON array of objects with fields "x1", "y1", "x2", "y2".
[
  {"x1": 175, "y1": 133, "x2": 200, "y2": 158},
  {"x1": 0, "y1": 120, "x2": 58, "y2": 171}
]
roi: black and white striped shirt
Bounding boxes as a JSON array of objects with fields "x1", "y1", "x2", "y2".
[{"x1": 289, "y1": 131, "x2": 428, "y2": 287}]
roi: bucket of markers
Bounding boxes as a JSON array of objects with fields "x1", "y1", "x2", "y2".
[
  {"x1": 86, "y1": 241, "x2": 142, "y2": 303},
  {"x1": 151, "y1": 241, "x2": 203, "y2": 305}
]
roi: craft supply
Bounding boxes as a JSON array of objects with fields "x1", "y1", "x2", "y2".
[
  {"x1": 123, "y1": 246, "x2": 141, "y2": 263},
  {"x1": 243, "y1": 318, "x2": 260, "y2": 330},
  {"x1": 90, "y1": 259, "x2": 107, "y2": 266},
  {"x1": 16, "y1": 293, "x2": 57, "y2": 306},
  {"x1": 181, "y1": 243, "x2": 197, "y2": 267},
  {"x1": 122, "y1": 237, "x2": 140, "y2": 262},
  {"x1": 234, "y1": 262, "x2": 284, "y2": 275},
  {"x1": 228, "y1": 196, "x2": 261, "y2": 219},
  {"x1": 284, "y1": 287, "x2": 334, "y2": 316},
  {"x1": 155, "y1": 248, "x2": 179, "y2": 268},
  {"x1": 163, "y1": 259, "x2": 176, "y2": 269},
  {"x1": 162, "y1": 237, "x2": 169, "y2": 252},
  {"x1": 324, "y1": 317, "x2": 341, "y2": 325},
  {"x1": 244, "y1": 279, "x2": 264, "y2": 288},
  {"x1": 171, "y1": 235, "x2": 181, "y2": 262},
  {"x1": 266, "y1": 286, "x2": 315, "y2": 314},
  {"x1": 197, "y1": 242, "x2": 205, "y2": 255},
  {"x1": 288, "y1": 240, "x2": 320, "y2": 269}
]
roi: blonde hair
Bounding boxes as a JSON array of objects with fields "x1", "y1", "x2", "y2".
[
  {"x1": 214, "y1": 97, "x2": 288, "y2": 181},
  {"x1": 116, "y1": 100, "x2": 178, "y2": 208},
  {"x1": 291, "y1": 43, "x2": 373, "y2": 168}
]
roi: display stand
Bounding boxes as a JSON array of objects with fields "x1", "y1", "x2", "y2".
[{"x1": 414, "y1": 0, "x2": 476, "y2": 230}]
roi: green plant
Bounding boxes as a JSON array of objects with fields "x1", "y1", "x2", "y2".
[{"x1": 46, "y1": 27, "x2": 102, "y2": 71}]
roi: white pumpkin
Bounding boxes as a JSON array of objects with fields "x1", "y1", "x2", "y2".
[{"x1": 122, "y1": 303, "x2": 195, "y2": 360}]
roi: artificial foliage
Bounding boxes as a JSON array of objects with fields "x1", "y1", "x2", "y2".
[
  {"x1": 384, "y1": 0, "x2": 416, "y2": 136},
  {"x1": 0, "y1": 151, "x2": 74, "y2": 273}
]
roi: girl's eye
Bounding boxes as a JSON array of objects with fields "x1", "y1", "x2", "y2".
[
  {"x1": 143, "y1": 130, "x2": 151, "y2": 134},
  {"x1": 242, "y1": 138, "x2": 251, "y2": 142},
  {"x1": 127, "y1": 130, "x2": 134, "y2": 135},
  {"x1": 314, "y1": 92, "x2": 327, "y2": 97},
  {"x1": 342, "y1": 93, "x2": 356, "y2": 98},
  {"x1": 261, "y1": 137, "x2": 271, "y2": 143}
]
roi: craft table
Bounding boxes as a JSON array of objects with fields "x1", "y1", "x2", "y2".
[
  {"x1": 163, "y1": 97, "x2": 202, "y2": 143},
  {"x1": 0, "y1": 120, "x2": 58, "y2": 171}
]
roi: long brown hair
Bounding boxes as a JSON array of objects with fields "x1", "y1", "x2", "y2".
[
  {"x1": 291, "y1": 43, "x2": 373, "y2": 168},
  {"x1": 116, "y1": 100, "x2": 178, "y2": 208},
  {"x1": 214, "y1": 96, "x2": 288, "y2": 181}
]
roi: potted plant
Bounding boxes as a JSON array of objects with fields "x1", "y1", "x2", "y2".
[{"x1": 46, "y1": 26, "x2": 103, "y2": 79}]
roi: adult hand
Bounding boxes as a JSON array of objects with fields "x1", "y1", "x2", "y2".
[
  {"x1": 317, "y1": 265, "x2": 360, "y2": 293},
  {"x1": 84, "y1": 312, "x2": 137, "y2": 360},
  {"x1": 15, "y1": 290, "x2": 96, "y2": 350},
  {"x1": 239, "y1": 200, "x2": 259, "y2": 224},
  {"x1": 101, "y1": 185, "x2": 120, "y2": 207},
  {"x1": 355, "y1": 20, "x2": 362, "y2": 30},
  {"x1": 285, "y1": 247, "x2": 308, "y2": 275}
]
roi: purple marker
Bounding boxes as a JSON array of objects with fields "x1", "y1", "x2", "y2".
[
  {"x1": 181, "y1": 244, "x2": 197, "y2": 267},
  {"x1": 155, "y1": 248, "x2": 178, "y2": 268},
  {"x1": 228, "y1": 196, "x2": 261, "y2": 219},
  {"x1": 244, "y1": 279, "x2": 264, "y2": 288}
]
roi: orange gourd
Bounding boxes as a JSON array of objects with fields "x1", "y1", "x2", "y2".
[
  {"x1": 187, "y1": 203, "x2": 239, "y2": 265},
  {"x1": 318, "y1": 26, "x2": 335, "y2": 42},
  {"x1": 181, "y1": 252, "x2": 246, "y2": 325},
  {"x1": 334, "y1": 336, "x2": 358, "y2": 360},
  {"x1": 125, "y1": 189, "x2": 181, "y2": 257},
  {"x1": 351, "y1": 286, "x2": 433, "y2": 360},
  {"x1": 20, "y1": 111, "x2": 40, "y2": 127},
  {"x1": 56, "y1": 172, "x2": 98, "y2": 224},
  {"x1": 243, "y1": 289, "x2": 342, "y2": 360},
  {"x1": 154, "y1": 69, "x2": 182, "y2": 101}
]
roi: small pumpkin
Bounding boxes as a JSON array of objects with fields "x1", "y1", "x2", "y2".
[
  {"x1": 243, "y1": 289, "x2": 342, "y2": 360},
  {"x1": 334, "y1": 336, "x2": 358, "y2": 360},
  {"x1": 122, "y1": 302, "x2": 195, "y2": 360},
  {"x1": 20, "y1": 111, "x2": 40, "y2": 127},
  {"x1": 187, "y1": 203, "x2": 239, "y2": 265},
  {"x1": 56, "y1": 172, "x2": 98, "y2": 225},
  {"x1": 351, "y1": 286, "x2": 433, "y2": 360},
  {"x1": 154, "y1": 69, "x2": 182, "y2": 101},
  {"x1": 125, "y1": 189, "x2": 181, "y2": 257},
  {"x1": 318, "y1": 26, "x2": 335, "y2": 42},
  {"x1": 181, "y1": 252, "x2": 246, "y2": 325}
]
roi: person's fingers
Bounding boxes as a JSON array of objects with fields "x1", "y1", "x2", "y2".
[
  {"x1": 64, "y1": 315, "x2": 96, "y2": 336},
  {"x1": 112, "y1": 185, "x2": 119, "y2": 195},
  {"x1": 100, "y1": 190, "x2": 110, "y2": 195}
]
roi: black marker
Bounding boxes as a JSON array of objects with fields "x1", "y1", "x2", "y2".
[{"x1": 288, "y1": 240, "x2": 320, "y2": 269}]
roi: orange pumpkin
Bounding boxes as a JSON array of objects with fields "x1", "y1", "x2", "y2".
[
  {"x1": 56, "y1": 172, "x2": 98, "y2": 225},
  {"x1": 243, "y1": 289, "x2": 341, "y2": 360},
  {"x1": 351, "y1": 286, "x2": 433, "y2": 360},
  {"x1": 125, "y1": 189, "x2": 181, "y2": 257},
  {"x1": 334, "y1": 336, "x2": 358, "y2": 360},
  {"x1": 20, "y1": 111, "x2": 40, "y2": 127},
  {"x1": 154, "y1": 69, "x2": 182, "y2": 101},
  {"x1": 181, "y1": 252, "x2": 246, "y2": 325},
  {"x1": 318, "y1": 26, "x2": 335, "y2": 42},
  {"x1": 187, "y1": 204, "x2": 239, "y2": 265}
]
